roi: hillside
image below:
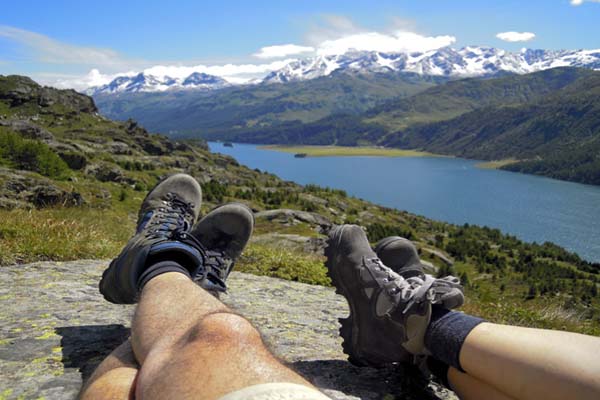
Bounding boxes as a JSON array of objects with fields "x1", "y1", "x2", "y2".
[
  {"x1": 94, "y1": 71, "x2": 442, "y2": 137},
  {"x1": 382, "y1": 71, "x2": 600, "y2": 185},
  {"x1": 199, "y1": 68, "x2": 600, "y2": 186},
  {"x1": 1, "y1": 73, "x2": 600, "y2": 342}
]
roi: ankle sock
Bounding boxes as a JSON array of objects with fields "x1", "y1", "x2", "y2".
[
  {"x1": 424, "y1": 307, "x2": 484, "y2": 372},
  {"x1": 137, "y1": 260, "x2": 191, "y2": 290}
]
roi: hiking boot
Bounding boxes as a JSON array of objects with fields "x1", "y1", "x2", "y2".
[
  {"x1": 374, "y1": 236, "x2": 424, "y2": 279},
  {"x1": 189, "y1": 203, "x2": 254, "y2": 293},
  {"x1": 326, "y1": 225, "x2": 437, "y2": 366},
  {"x1": 99, "y1": 173, "x2": 203, "y2": 304},
  {"x1": 375, "y1": 236, "x2": 464, "y2": 310}
]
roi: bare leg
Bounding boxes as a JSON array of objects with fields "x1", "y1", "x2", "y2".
[
  {"x1": 458, "y1": 322, "x2": 600, "y2": 400},
  {"x1": 447, "y1": 367, "x2": 515, "y2": 400},
  {"x1": 131, "y1": 272, "x2": 313, "y2": 400},
  {"x1": 79, "y1": 340, "x2": 138, "y2": 400}
]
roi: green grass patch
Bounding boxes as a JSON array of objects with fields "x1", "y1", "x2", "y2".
[
  {"x1": 261, "y1": 145, "x2": 440, "y2": 158},
  {"x1": 0, "y1": 207, "x2": 134, "y2": 265},
  {"x1": 475, "y1": 159, "x2": 519, "y2": 169},
  {"x1": 236, "y1": 243, "x2": 330, "y2": 286}
]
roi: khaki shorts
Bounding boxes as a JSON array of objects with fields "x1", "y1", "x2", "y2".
[{"x1": 218, "y1": 383, "x2": 331, "y2": 400}]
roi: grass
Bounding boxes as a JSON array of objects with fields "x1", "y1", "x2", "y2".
[
  {"x1": 0, "y1": 207, "x2": 135, "y2": 265},
  {"x1": 260, "y1": 145, "x2": 440, "y2": 158},
  {"x1": 475, "y1": 159, "x2": 518, "y2": 169}
]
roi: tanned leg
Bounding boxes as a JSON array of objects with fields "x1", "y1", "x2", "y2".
[
  {"x1": 458, "y1": 322, "x2": 600, "y2": 400},
  {"x1": 79, "y1": 339, "x2": 138, "y2": 400},
  {"x1": 447, "y1": 367, "x2": 515, "y2": 400},
  {"x1": 131, "y1": 272, "x2": 313, "y2": 400}
]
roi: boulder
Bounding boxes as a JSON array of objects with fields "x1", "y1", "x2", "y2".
[
  {"x1": 85, "y1": 163, "x2": 134, "y2": 184},
  {"x1": 0, "y1": 260, "x2": 456, "y2": 399},
  {"x1": 28, "y1": 185, "x2": 84, "y2": 208},
  {"x1": 58, "y1": 152, "x2": 87, "y2": 170},
  {"x1": 0, "y1": 119, "x2": 55, "y2": 142},
  {"x1": 255, "y1": 209, "x2": 333, "y2": 230}
]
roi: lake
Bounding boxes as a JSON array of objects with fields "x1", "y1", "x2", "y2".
[{"x1": 209, "y1": 142, "x2": 600, "y2": 262}]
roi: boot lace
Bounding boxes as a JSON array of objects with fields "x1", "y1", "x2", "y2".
[
  {"x1": 364, "y1": 257, "x2": 436, "y2": 314},
  {"x1": 174, "y1": 230, "x2": 232, "y2": 293},
  {"x1": 145, "y1": 192, "x2": 196, "y2": 239}
]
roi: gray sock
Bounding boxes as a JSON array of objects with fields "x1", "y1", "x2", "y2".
[
  {"x1": 137, "y1": 260, "x2": 191, "y2": 290},
  {"x1": 424, "y1": 307, "x2": 485, "y2": 372}
]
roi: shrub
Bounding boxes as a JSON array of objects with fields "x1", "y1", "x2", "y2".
[
  {"x1": 236, "y1": 244, "x2": 330, "y2": 286},
  {"x1": 0, "y1": 131, "x2": 69, "y2": 178}
]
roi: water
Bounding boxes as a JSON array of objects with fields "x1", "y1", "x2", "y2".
[{"x1": 209, "y1": 142, "x2": 600, "y2": 262}]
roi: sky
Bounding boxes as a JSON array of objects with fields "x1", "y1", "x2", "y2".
[{"x1": 1, "y1": 0, "x2": 599, "y2": 89}]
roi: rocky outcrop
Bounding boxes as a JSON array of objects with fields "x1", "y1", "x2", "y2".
[
  {"x1": 256, "y1": 208, "x2": 333, "y2": 231},
  {"x1": 0, "y1": 75, "x2": 96, "y2": 113},
  {"x1": 0, "y1": 260, "x2": 456, "y2": 400},
  {"x1": 0, "y1": 119, "x2": 55, "y2": 142},
  {"x1": 0, "y1": 168, "x2": 84, "y2": 209}
]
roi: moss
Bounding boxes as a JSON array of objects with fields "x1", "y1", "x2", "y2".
[{"x1": 35, "y1": 331, "x2": 58, "y2": 340}]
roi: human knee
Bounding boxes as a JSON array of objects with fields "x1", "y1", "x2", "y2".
[{"x1": 187, "y1": 312, "x2": 262, "y2": 346}]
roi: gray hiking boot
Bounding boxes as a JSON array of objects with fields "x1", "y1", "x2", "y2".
[
  {"x1": 375, "y1": 236, "x2": 464, "y2": 310},
  {"x1": 326, "y1": 225, "x2": 435, "y2": 366},
  {"x1": 99, "y1": 173, "x2": 203, "y2": 304},
  {"x1": 374, "y1": 236, "x2": 424, "y2": 278},
  {"x1": 189, "y1": 203, "x2": 254, "y2": 293}
]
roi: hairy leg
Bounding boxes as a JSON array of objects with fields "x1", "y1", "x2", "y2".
[
  {"x1": 459, "y1": 322, "x2": 600, "y2": 400},
  {"x1": 131, "y1": 272, "x2": 313, "y2": 400},
  {"x1": 79, "y1": 339, "x2": 138, "y2": 400}
]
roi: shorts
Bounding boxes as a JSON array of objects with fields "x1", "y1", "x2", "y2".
[{"x1": 218, "y1": 383, "x2": 331, "y2": 400}]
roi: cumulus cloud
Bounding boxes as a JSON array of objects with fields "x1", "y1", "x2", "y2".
[
  {"x1": 570, "y1": 0, "x2": 600, "y2": 5},
  {"x1": 496, "y1": 31, "x2": 536, "y2": 42},
  {"x1": 316, "y1": 31, "x2": 456, "y2": 55},
  {"x1": 4, "y1": 16, "x2": 460, "y2": 90},
  {"x1": 253, "y1": 44, "x2": 315, "y2": 59}
]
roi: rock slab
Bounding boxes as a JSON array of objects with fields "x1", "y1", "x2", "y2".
[{"x1": 0, "y1": 261, "x2": 456, "y2": 400}]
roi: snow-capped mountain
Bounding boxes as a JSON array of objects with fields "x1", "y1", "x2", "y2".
[
  {"x1": 262, "y1": 47, "x2": 600, "y2": 83},
  {"x1": 88, "y1": 72, "x2": 229, "y2": 95},
  {"x1": 88, "y1": 47, "x2": 600, "y2": 95}
]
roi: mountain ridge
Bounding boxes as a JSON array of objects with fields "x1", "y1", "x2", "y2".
[{"x1": 87, "y1": 46, "x2": 600, "y2": 95}]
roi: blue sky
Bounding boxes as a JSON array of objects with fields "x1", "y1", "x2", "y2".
[{"x1": 1, "y1": 0, "x2": 599, "y2": 88}]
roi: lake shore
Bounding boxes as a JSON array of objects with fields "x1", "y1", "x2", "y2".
[
  {"x1": 260, "y1": 145, "x2": 441, "y2": 158},
  {"x1": 475, "y1": 159, "x2": 518, "y2": 169}
]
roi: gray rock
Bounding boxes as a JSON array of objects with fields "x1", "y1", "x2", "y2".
[
  {"x1": 28, "y1": 185, "x2": 85, "y2": 208},
  {"x1": 0, "y1": 119, "x2": 55, "y2": 142},
  {"x1": 0, "y1": 260, "x2": 456, "y2": 400},
  {"x1": 256, "y1": 209, "x2": 333, "y2": 230},
  {"x1": 85, "y1": 163, "x2": 133, "y2": 184}
]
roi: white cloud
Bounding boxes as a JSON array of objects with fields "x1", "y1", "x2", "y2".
[
  {"x1": 570, "y1": 0, "x2": 600, "y2": 5},
  {"x1": 496, "y1": 31, "x2": 536, "y2": 42},
  {"x1": 316, "y1": 31, "x2": 456, "y2": 55},
  {"x1": 253, "y1": 44, "x2": 315, "y2": 59},
  {"x1": 0, "y1": 25, "x2": 141, "y2": 69},
  {"x1": 4, "y1": 17, "x2": 459, "y2": 90}
]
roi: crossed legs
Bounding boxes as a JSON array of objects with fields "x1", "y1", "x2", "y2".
[
  {"x1": 81, "y1": 274, "x2": 600, "y2": 400},
  {"x1": 80, "y1": 272, "x2": 312, "y2": 400}
]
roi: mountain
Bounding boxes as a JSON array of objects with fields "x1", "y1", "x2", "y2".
[
  {"x1": 94, "y1": 71, "x2": 443, "y2": 136},
  {"x1": 200, "y1": 67, "x2": 594, "y2": 141},
  {"x1": 264, "y1": 47, "x2": 600, "y2": 84},
  {"x1": 88, "y1": 47, "x2": 600, "y2": 96},
  {"x1": 88, "y1": 71, "x2": 229, "y2": 94},
  {"x1": 382, "y1": 71, "x2": 600, "y2": 185}
]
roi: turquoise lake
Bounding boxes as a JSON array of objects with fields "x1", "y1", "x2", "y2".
[{"x1": 209, "y1": 142, "x2": 600, "y2": 262}]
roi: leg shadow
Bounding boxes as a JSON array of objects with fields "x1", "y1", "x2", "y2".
[
  {"x1": 291, "y1": 359, "x2": 445, "y2": 400},
  {"x1": 55, "y1": 324, "x2": 130, "y2": 382}
]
